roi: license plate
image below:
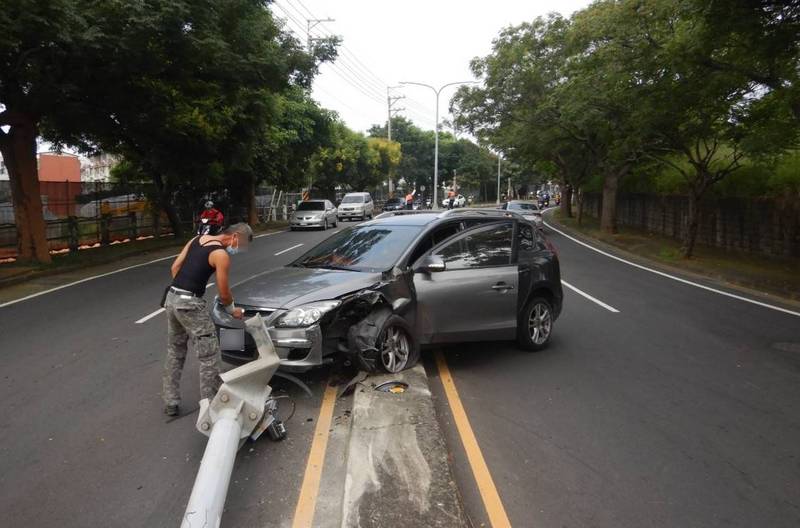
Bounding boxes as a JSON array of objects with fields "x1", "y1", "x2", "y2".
[{"x1": 219, "y1": 328, "x2": 244, "y2": 351}]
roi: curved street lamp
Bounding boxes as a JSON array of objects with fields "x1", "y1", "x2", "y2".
[{"x1": 399, "y1": 80, "x2": 476, "y2": 209}]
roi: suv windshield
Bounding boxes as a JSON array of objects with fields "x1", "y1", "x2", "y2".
[
  {"x1": 294, "y1": 225, "x2": 422, "y2": 272},
  {"x1": 508, "y1": 202, "x2": 538, "y2": 211},
  {"x1": 296, "y1": 201, "x2": 325, "y2": 211},
  {"x1": 341, "y1": 195, "x2": 365, "y2": 204}
]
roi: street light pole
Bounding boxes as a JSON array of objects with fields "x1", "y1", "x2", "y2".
[
  {"x1": 400, "y1": 80, "x2": 475, "y2": 210},
  {"x1": 496, "y1": 154, "x2": 501, "y2": 205}
]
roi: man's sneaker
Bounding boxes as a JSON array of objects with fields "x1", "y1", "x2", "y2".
[{"x1": 164, "y1": 404, "x2": 179, "y2": 417}]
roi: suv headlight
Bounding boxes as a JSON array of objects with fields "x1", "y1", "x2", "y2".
[{"x1": 274, "y1": 300, "x2": 341, "y2": 327}]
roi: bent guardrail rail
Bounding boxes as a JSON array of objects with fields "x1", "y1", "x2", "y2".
[{"x1": 181, "y1": 314, "x2": 281, "y2": 528}]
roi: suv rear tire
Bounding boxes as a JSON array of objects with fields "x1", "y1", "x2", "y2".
[{"x1": 517, "y1": 296, "x2": 553, "y2": 351}]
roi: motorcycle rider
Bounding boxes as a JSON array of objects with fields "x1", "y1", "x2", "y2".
[{"x1": 199, "y1": 200, "x2": 224, "y2": 235}]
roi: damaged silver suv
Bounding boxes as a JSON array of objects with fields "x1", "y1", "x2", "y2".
[{"x1": 212, "y1": 209, "x2": 563, "y2": 373}]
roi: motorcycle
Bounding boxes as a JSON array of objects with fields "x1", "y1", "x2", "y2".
[{"x1": 196, "y1": 217, "x2": 222, "y2": 236}]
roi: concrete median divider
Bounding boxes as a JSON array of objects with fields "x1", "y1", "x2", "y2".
[
  {"x1": 314, "y1": 364, "x2": 468, "y2": 527},
  {"x1": 344, "y1": 365, "x2": 467, "y2": 527}
]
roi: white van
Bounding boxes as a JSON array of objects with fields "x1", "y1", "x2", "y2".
[{"x1": 337, "y1": 192, "x2": 374, "y2": 221}]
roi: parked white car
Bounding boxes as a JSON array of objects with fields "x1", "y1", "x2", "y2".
[
  {"x1": 338, "y1": 192, "x2": 375, "y2": 221},
  {"x1": 441, "y1": 194, "x2": 466, "y2": 208}
]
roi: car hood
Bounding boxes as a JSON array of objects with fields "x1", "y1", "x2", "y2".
[{"x1": 232, "y1": 266, "x2": 383, "y2": 309}]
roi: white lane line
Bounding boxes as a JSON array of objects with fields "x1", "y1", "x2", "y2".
[
  {"x1": 135, "y1": 282, "x2": 215, "y2": 324},
  {"x1": 561, "y1": 280, "x2": 620, "y2": 313},
  {"x1": 0, "y1": 254, "x2": 178, "y2": 309},
  {"x1": 135, "y1": 308, "x2": 165, "y2": 324},
  {"x1": 545, "y1": 220, "x2": 800, "y2": 318},
  {"x1": 254, "y1": 229, "x2": 289, "y2": 239},
  {"x1": 274, "y1": 243, "x2": 304, "y2": 256}
]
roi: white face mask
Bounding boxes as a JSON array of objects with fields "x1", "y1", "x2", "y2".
[{"x1": 226, "y1": 235, "x2": 239, "y2": 256}]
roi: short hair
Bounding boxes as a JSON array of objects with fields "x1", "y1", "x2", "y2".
[{"x1": 224, "y1": 222, "x2": 253, "y2": 242}]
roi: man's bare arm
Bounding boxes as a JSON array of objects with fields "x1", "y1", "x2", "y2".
[
  {"x1": 209, "y1": 250, "x2": 243, "y2": 319},
  {"x1": 171, "y1": 237, "x2": 196, "y2": 278}
]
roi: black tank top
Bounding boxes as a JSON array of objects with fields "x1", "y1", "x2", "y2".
[{"x1": 172, "y1": 237, "x2": 224, "y2": 296}]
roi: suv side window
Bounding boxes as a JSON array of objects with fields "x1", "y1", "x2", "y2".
[
  {"x1": 408, "y1": 222, "x2": 462, "y2": 265},
  {"x1": 434, "y1": 222, "x2": 513, "y2": 270}
]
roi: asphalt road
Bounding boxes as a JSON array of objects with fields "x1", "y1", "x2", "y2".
[
  {"x1": 2, "y1": 213, "x2": 799, "y2": 528},
  {"x1": 427, "y1": 220, "x2": 800, "y2": 528},
  {"x1": 0, "y1": 222, "x2": 362, "y2": 527}
]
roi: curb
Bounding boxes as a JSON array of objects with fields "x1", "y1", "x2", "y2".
[{"x1": 338, "y1": 365, "x2": 468, "y2": 527}]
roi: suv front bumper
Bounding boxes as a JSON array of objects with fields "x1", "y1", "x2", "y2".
[{"x1": 212, "y1": 305, "x2": 329, "y2": 372}]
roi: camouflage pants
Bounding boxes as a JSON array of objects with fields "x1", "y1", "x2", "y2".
[{"x1": 162, "y1": 291, "x2": 221, "y2": 406}]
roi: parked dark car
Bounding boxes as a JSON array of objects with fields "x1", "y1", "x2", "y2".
[
  {"x1": 213, "y1": 209, "x2": 563, "y2": 373},
  {"x1": 383, "y1": 196, "x2": 407, "y2": 212}
]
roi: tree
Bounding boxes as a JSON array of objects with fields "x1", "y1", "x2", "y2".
[
  {"x1": 0, "y1": 0, "x2": 328, "y2": 260},
  {"x1": 368, "y1": 117, "x2": 500, "y2": 203},
  {"x1": 452, "y1": 15, "x2": 595, "y2": 216}
]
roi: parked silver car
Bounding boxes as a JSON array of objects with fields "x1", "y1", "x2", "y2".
[
  {"x1": 337, "y1": 192, "x2": 374, "y2": 221},
  {"x1": 214, "y1": 209, "x2": 563, "y2": 373},
  {"x1": 290, "y1": 199, "x2": 338, "y2": 230}
]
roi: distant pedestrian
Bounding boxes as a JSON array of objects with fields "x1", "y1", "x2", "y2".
[
  {"x1": 447, "y1": 189, "x2": 456, "y2": 209},
  {"x1": 405, "y1": 189, "x2": 416, "y2": 210},
  {"x1": 161, "y1": 223, "x2": 253, "y2": 416}
]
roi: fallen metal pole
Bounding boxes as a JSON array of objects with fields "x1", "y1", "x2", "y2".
[
  {"x1": 181, "y1": 409, "x2": 242, "y2": 528},
  {"x1": 181, "y1": 315, "x2": 281, "y2": 528}
]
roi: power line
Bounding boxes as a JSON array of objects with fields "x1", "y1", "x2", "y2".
[
  {"x1": 282, "y1": 0, "x2": 436, "y2": 118},
  {"x1": 273, "y1": 1, "x2": 437, "y2": 130},
  {"x1": 271, "y1": 3, "x2": 386, "y2": 106}
]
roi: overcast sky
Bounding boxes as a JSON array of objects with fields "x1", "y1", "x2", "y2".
[{"x1": 272, "y1": 0, "x2": 591, "y2": 134}]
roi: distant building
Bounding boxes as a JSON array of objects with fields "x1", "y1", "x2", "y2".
[
  {"x1": 81, "y1": 153, "x2": 119, "y2": 182},
  {"x1": 38, "y1": 152, "x2": 81, "y2": 182}
]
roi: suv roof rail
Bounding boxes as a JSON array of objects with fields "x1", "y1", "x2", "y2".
[
  {"x1": 374, "y1": 208, "x2": 522, "y2": 221},
  {"x1": 438, "y1": 208, "x2": 517, "y2": 219},
  {"x1": 374, "y1": 210, "x2": 438, "y2": 219}
]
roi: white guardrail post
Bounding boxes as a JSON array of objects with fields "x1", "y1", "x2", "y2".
[{"x1": 181, "y1": 314, "x2": 281, "y2": 528}]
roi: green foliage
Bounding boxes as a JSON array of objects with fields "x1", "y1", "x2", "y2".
[{"x1": 368, "y1": 117, "x2": 501, "y2": 201}]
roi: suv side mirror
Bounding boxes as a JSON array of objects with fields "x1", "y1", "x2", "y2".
[{"x1": 417, "y1": 255, "x2": 446, "y2": 273}]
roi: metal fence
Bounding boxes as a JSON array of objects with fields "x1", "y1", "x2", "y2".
[
  {"x1": 0, "y1": 181, "x2": 307, "y2": 259},
  {"x1": 0, "y1": 180, "x2": 402, "y2": 259}
]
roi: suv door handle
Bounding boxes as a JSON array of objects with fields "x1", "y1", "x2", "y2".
[{"x1": 492, "y1": 282, "x2": 514, "y2": 291}]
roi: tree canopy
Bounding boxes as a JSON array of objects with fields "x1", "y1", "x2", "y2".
[{"x1": 452, "y1": 0, "x2": 800, "y2": 257}]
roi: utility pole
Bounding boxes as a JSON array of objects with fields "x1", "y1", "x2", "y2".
[
  {"x1": 306, "y1": 18, "x2": 335, "y2": 52},
  {"x1": 387, "y1": 86, "x2": 405, "y2": 195},
  {"x1": 399, "y1": 80, "x2": 476, "y2": 210},
  {"x1": 496, "y1": 155, "x2": 501, "y2": 205}
]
